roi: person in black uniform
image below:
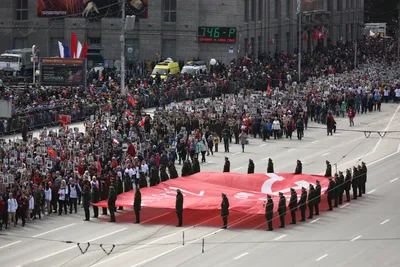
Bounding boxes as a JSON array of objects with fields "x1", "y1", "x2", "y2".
[
  {"x1": 315, "y1": 180, "x2": 321, "y2": 215},
  {"x1": 223, "y1": 157, "x2": 230, "y2": 173},
  {"x1": 265, "y1": 194, "x2": 274, "y2": 231},
  {"x1": 295, "y1": 160, "x2": 302, "y2": 174},
  {"x1": 247, "y1": 159, "x2": 255, "y2": 174},
  {"x1": 344, "y1": 169, "x2": 351, "y2": 202},
  {"x1": 338, "y1": 171, "x2": 345, "y2": 205},
  {"x1": 361, "y1": 162, "x2": 367, "y2": 194},
  {"x1": 221, "y1": 193, "x2": 229, "y2": 229},
  {"x1": 324, "y1": 161, "x2": 332, "y2": 177},
  {"x1": 327, "y1": 177, "x2": 335, "y2": 210},
  {"x1": 91, "y1": 183, "x2": 100, "y2": 218},
  {"x1": 108, "y1": 186, "x2": 117, "y2": 222},
  {"x1": 278, "y1": 192, "x2": 286, "y2": 228},
  {"x1": 357, "y1": 165, "x2": 363, "y2": 197},
  {"x1": 289, "y1": 188, "x2": 298, "y2": 224},
  {"x1": 267, "y1": 158, "x2": 274, "y2": 173},
  {"x1": 352, "y1": 166, "x2": 358, "y2": 199},
  {"x1": 82, "y1": 185, "x2": 91, "y2": 221},
  {"x1": 134, "y1": 188, "x2": 142, "y2": 224},
  {"x1": 333, "y1": 173, "x2": 339, "y2": 207},
  {"x1": 175, "y1": 189, "x2": 183, "y2": 227},
  {"x1": 100, "y1": 180, "x2": 108, "y2": 215},
  {"x1": 307, "y1": 184, "x2": 315, "y2": 219},
  {"x1": 298, "y1": 187, "x2": 307, "y2": 221}
]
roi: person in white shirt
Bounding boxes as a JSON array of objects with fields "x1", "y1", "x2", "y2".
[
  {"x1": 272, "y1": 117, "x2": 281, "y2": 140},
  {"x1": 7, "y1": 193, "x2": 18, "y2": 227},
  {"x1": 68, "y1": 178, "x2": 80, "y2": 214},
  {"x1": 28, "y1": 192, "x2": 34, "y2": 220},
  {"x1": 58, "y1": 180, "x2": 68, "y2": 215},
  {"x1": 44, "y1": 183, "x2": 52, "y2": 215}
]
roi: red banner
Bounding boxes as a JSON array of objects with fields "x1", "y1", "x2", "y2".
[{"x1": 95, "y1": 172, "x2": 329, "y2": 214}]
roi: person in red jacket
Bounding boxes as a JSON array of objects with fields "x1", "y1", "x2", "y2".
[{"x1": 348, "y1": 108, "x2": 355, "y2": 127}]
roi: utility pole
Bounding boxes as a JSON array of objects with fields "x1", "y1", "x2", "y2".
[
  {"x1": 354, "y1": 42, "x2": 357, "y2": 69},
  {"x1": 298, "y1": 0, "x2": 302, "y2": 83},
  {"x1": 120, "y1": 0, "x2": 126, "y2": 95},
  {"x1": 398, "y1": 0, "x2": 400, "y2": 65}
]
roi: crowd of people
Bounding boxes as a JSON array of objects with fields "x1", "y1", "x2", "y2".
[{"x1": 0, "y1": 36, "x2": 399, "y2": 229}]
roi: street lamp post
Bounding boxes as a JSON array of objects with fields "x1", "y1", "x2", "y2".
[{"x1": 121, "y1": 0, "x2": 126, "y2": 95}]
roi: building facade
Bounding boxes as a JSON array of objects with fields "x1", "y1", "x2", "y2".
[{"x1": 0, "y1": 0, "x2": 364, "y2": 67}]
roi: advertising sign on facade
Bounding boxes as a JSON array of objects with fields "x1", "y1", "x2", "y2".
[{"x1": 37, "y1": 0, "x2": 148, "y2": 19}]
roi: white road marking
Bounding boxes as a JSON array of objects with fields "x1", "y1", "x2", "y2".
[
  {"x1": 340, "y1": 203, "x2": 350, "y2": 208},
  {"x1": 32, "y1": 223, "x2": 76, "y2": 238},
  {"x1": 141, "y1": 212, "x2": 171, "y2": 223},
  {"x1": 390, "y1": 178, "x2": 398, "y2": 183},
  {"x1": 233, "y1": 167, "x2": 243, "y2": 171},
  {"x1": 316, "y1": 254, "x2": 328, "y2": 261},
  {"x1": 310, "y1": 218, "x2": 320, "y2": 224},
  {"x1": 288, "y1": 148, "x2": 295, "y2": 152},
  {"x1": 259, "y1": 144, "x2": 266, "y2": 147},
  {"x1": 367, "y1": 189, "x2": 376, "y2": 194},
  {"x1": 351, "y1": 235, "x2": 362, "y2": 242},
  {"x1": 33, "y1": 228, "x2": 127, "y2": 262},
  {"x1": 207, "y1": 161, "x2": 213, "y2": 164},
  {"x1": 274, "y1": 234, "x2": 287, "y2": 241},
  {"x1": 0, "y1": 241, "x2": 21, "y2": 250},
  {"x1": 262, "y1": 157, "x2": 270, "y2": 161},
  {"x1": 232, "y1": 152, "x2": 240, "y2": 156},
  {"x1": 368, "y1": 144, "x2": 400, "y2": 167},
  {"x1": 321, "y1": 152, "x2": 330, "y2": 156},
  {"x1": 234, "y1": 252, "x2": 249, "y2": 260},
  {"x1": 380, "y1": 219, "x2": 390, "y2": 225},
  {"x1": 312, "y1": 140, "x2": 319, "y2": 144}
]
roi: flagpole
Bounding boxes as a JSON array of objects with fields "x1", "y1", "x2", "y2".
[
  {"x1": 298, "y1": 0, "x2": 302, "y2": 84},
  {"x1": 121, "y1": 0, "x2": 126, "y2": 96}
]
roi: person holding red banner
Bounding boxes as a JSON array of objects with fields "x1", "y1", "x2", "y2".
[
  {"x1": 298, "y1": 187, "x2": 307, "y2": 222},
  {"x1": 278, "y1": 192, "x2": 286, "y2": 228},
  {"x1": 175, "y1": 189, "x2": 183, "y2": 227},
  {"x1": 289, "y1": 188, "x2": 298, "y2": 224},
  {"x1": 221, "y1": 193, "x2": 229, "y2": 229},
  {"x1": 265, "y1": 195, "x2": 274, "y2": 231}
]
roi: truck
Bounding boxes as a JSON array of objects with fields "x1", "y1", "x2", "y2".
[{"x1": 0, "y1": 48, "x2": 33, "y2": 76}]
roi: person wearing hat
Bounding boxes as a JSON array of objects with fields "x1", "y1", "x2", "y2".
[
  {"x1": 278, "y1": 192, "x2": 286, "y2": 228},
  {"x1": 295, "y1": 160, "x2": 302, "y2": 174},
  {"x1": 352, "y1": 166, "x2": 359, "y2": 200},
  {"x1": 223, "y1": 157, "x2": 230, "y2": 173},
  {"x1": 221, "y1": 193, "x2": 229, "y2": 229},
  {"x1": 324, "y1": 160, "x2": 332, "y2": 177},
  {"x1": 100, "y1": 180, "x2": 108, "y2": 215},
  {"x1": 344, "y1": 169, "x2": 351, "y2": 202},
  {"x1": 327, "y1": 177, "x2": 335, "y2": 211},
  {"x1": 357, "y1": 165, "x2": 363, "y2": 197},
  {"x1": 267, "y1": 158, "x2": 274, "y2": 173},
  {"x1": 315, "y1": 180, "x2": 321, "y2": 215},
  {"x1": 307, "y1": 185, "x2": 316, "y2": 219},
  {"x1": 175, "y1": 189, "x2": 184, "y2": 227},
  {"x1": 108, "y1": 186, "x2": 117, "y2": 222},
  {"x1": 91, "y1": 181, "x2": 100, "y2": 218},
  {"x1": 338, "y1": 171, "x2": 345, "y2": 205},
  {"x1": 133, "y1": 188, "x2": 142, "y2": 224},
  {"x1": 265, "y1": 195, "x2": 274, "y2": 231},
  {"x1": 361, "y1": 162, "x2": 367, "y2": 194},
  {"x1": 289, "y1": 188, "x2": 298, "y2": 224},
  {"x1": 298, "y1": 187, "x2": 307, "y2": 221},
  {"x1": 247, "y1": 159, "x2": 255, "y2": 174}
]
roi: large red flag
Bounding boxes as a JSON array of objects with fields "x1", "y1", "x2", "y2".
[{"x1": 71, "y1": 32, "x2": 77, "y2": 58}]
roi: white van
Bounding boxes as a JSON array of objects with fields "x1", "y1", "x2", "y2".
[{"x1": 181, "y1": 61, "x2": 207, "y2": 76}]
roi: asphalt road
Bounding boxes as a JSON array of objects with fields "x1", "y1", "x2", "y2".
[{"x1": 1, "y1": 102, "x2": 400, "y2": 267}]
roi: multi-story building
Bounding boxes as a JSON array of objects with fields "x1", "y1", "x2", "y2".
[{"x1": 0, "y1": 0, "x2": 364, "y2": 68}]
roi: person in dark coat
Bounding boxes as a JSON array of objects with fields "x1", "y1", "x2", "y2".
[
  {"x1": 100, "y1": 180, "x2": 108, "y2": 215},
  {"x1": 267, "y1": 158, "x2": 274, "y2": 173},
  {"x1": 295, "y1": 160, "x2": 302, "y2": 174},
  {"x1": 108, "y1": 186, "x2": 117, "y2": 222},
  {"x1": 91, "y1": 183, "x2": 100, "y2": 218},
  {"x1": 221, "y1": 193, "x2": 229, "y2": 229},
  {"x1": 181, "y1": 161, "x2": 191, "y2": 177},
  {"x1": 307, "y1": 184, "x2": 315, "y2": 219},
  {"x1": 278, "y1": 192, "x2": 286, "y2": 228},
  {"x1": 333, "y1": 174, "x2": 339, "y2": 207},
  {"x1": 192, "y1": 158, "x2": 201, "y2": 173},
  {"x1": 187, "y1": 160, "x2": 194, "y2": 175},
  {"x1": 344, "y1": 169, "x2": 351, "y2": 202},
  {"x1": 289, "y1": 188, "x2": 298, "y2": 224},
  {"x1": 326, "y1": 112, "x2": 335, "y2": 136},
  {"x1": 160, "y1": 165, "x2": 169, "y2": 182},
  {"x1": 117, "y1": 176, "x2": 123, "y2": 210},
  {"x1": 82, "y1": 185, "x2": 91, "y2": 221},
  {"x1": 352, "y1": 166, "x2": 359, "y2": 199},
  {"x1": 247, "y1": 159, "x2": 255, "y2": 174},
  {"x1": 327, "y1": 177, "x2": 335, "y2": 210},
  {"x1": 175, "y1": 189, "x2": 183, "y2": 227},
  {"x1": 150, "y1": 166, "x2": 160, "y2": 185},
  {"x1": 315, "y1": 180, "x2": 321, "y2": 215},
  {"x1": 361, "y1": 162, "x2": 367, "y2": 194},
  {"x1": 338, "y1": 171, "x2": 345, "y2": 205},
  {"x1": 134, "y1": 188, "x2": 141, "y2": 224},
  {"x1": 324, "y1": 160, "x2": 332, "y2": 177},
  {"x1": 265, "y1": 194, "x2": 274, "y2": 231},
  {"x1": 139, "y1": 171, "x2": 147, "y2": 188},
  {"x1": 168, "y1": 163, "x2": 179, "y2": 179},
  {"x1": 298, "y1": 187, "x2": 307, "y2": 221},
  {"x1": 357, "y1": 165, "x2": 363, "y2": 197},
  {"x1": 223, "y1": 157, "x2": 230, "y2": 173}
]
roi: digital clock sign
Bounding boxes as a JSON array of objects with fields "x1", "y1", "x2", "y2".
[
  {"x1": 40, "y1": 58, "x2": 87, "y2": 86},
  {"x1": 198, "y1": 27, "x2": 237, "y2": 43}
]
